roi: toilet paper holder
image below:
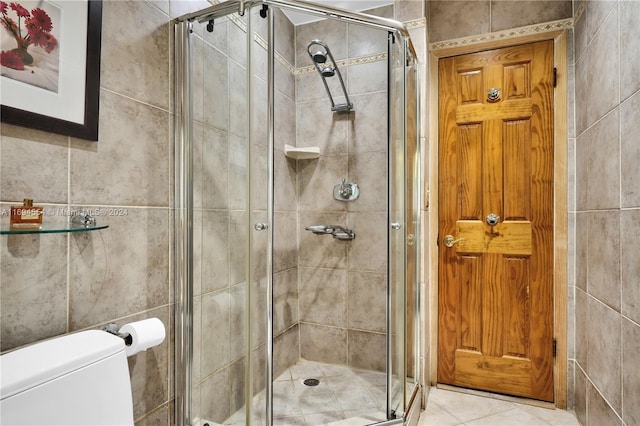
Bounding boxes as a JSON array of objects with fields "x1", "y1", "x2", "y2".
[
  {"x1": 104, "y1": 323, "x2": 133, "y2": 346},
  {"x1": 105, "y1": 317, "x2": 166, "y2": 357}
]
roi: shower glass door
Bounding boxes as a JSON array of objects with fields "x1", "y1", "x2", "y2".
[
  {"x1": 248, "y1": 5, "x2": 271, "y2": 426},
  {"x1": 388, "y1": 32, "x2": 407, "y2": 419},
  {"x1": 404, "y1": 54, "x2": 420, "y2": 409},
  {"x1": 174, "y1": 6, "x2": 265, "y2": 425},
  {"x1": 176, "y1": 2, "x2": 419, "y2": 425}
]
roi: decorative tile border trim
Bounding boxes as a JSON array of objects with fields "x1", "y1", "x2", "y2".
[
  {"x1": 200, "y1": 1, "x2": 391, "y2": 76},
  {"x1": 277, "y1": 50, "x2": 296, "y2": 73},
  {"x1": 429, "y1": 18, "x2": 574, "y2": 51},
  {"x1": 253, "y1": 32, "x2": 267, "y2": 50},
  {"x1": 227, "y1": 11, "x2": 247, "y2": 32},
  {"x1": 294, "y1": 53, "x2": 387, "y2": 75},
  {"x1": 252, "y1": 26, "x2": 388, "y2": 75},
  {"x1": 253, "y1": 33, "x2": 297, "y2": 74},
  {"x1": 208, "y1": 8, "x2": 297, "y2": 74},
  {"x1": 404, "y1": 17, "x2": 426, "y2": 30},
  {"x1": 574, "y1": 1, "x2": 586, "y2": 25}
]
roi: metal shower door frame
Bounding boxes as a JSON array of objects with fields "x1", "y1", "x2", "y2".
[
  {"x1": 174, "y1": 2, "x2": 419, "y2": 425},
  {"x1": 174, "y1": 19, "x2": 193, "y2": 426}
]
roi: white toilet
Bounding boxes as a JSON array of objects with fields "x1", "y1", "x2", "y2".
[{"x1": 0, "y1": 330, "x2": 134, "y2": 425}]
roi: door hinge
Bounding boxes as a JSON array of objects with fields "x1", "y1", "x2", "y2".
[
  {"x1": 553, "y1": 67, "x2": 557, "y2": 88},
  {"x1": 553, "y1": 338, "x2": 557, "y2": 357}
]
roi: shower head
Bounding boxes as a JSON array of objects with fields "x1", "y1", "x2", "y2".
[
  {"x1": 320, "y1": 66, "x2": 335, "y2": 77},
  {"x1": 306, "y1": 39, "x2": 353, "y2": 113},
  {"x1": 307, "y1": 40, "x2": 336, "y2": 79},
  {"x1": 311, "y1": 50, "x2": 327, "y2": 64},
  {"x1": 307, "y1": 40, "x2": 329, "y2": 62}
]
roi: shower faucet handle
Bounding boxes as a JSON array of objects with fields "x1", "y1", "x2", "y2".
[
  {"x1": 339, "y1": 178, "x2": 352, "y2": 198},
  {"x1": 305, "y1": 225, "x2": 332, "y2": 234},
  {"x1": 333, "y1": 179, "x2": 359, "y2": 201}
]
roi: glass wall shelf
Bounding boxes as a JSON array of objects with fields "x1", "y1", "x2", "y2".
[{"x1": 1, "y1": 223, "x2": 108, "y2": 235}]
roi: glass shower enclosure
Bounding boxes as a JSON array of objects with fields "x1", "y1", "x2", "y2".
[{"x1": 175, "y1": 1, "x2": 420, "y2": 425}]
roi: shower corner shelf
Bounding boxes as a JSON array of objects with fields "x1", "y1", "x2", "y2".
[
  {"x1": 1, "y1": 222, "x2": 108, "y2": 235},
  {"x1": 284, "y1": 144, "x2": 320, "y2": 160}
]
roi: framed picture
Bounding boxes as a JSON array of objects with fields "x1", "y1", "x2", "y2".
[{"x1": 0, "y1": 0, "x2": 102, "y2": 141}]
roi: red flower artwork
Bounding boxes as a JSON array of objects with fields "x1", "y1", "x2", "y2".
[
  {"x1": 9, "y1": 2, "x2": 28, "y2": 18},
  {"x1": 0, "y1": 1, "x2": 58, "y2": 68},
  {"x1": 29, "y1": 8, "x2": 51, "y2": 32},
  {"x1": 1, "y1": 50, "x2": 24, "y2": 70}
]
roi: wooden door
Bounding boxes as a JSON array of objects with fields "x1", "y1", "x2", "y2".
[{"x1": 437, "y1": 41, "x2": 555, "y2": 402}]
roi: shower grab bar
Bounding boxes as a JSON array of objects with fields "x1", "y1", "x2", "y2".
[
  {"x1": 307, "y1": 40, "x2": 353, "y2": 113},
  {"x1": 305, "y1": 224, "x2": 355, "y2": 240}
]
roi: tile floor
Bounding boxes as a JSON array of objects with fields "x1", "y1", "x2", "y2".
[
  {"x1": 270, "y1": 359, "x2": 389, "y2": 425},
  {"x1": 220, "y1": 359, "x2": 392, "y2": 425},
  {"x1": 417, "y1": 387, "x2": 581, "y2": 426},
  {"x1": 218, "y1": 361, "x2": 581, "y2": 426}
]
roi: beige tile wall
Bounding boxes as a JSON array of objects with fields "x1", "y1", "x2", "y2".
[
  {"x1": 427, "y1": 0, "x2": 572, "y2": 42},
  {"x1": 0, "y1": 1, "x2": 177, "y2": 424},
  {"x1": 294, "y1": 5, "x2": 394, "y2": 373},
  {"x1": 0, "y1": 2, "x2": 426, "y2": 425},
  {"x1": 573, "y1": 1, "x2": 640, "y2": 425}
]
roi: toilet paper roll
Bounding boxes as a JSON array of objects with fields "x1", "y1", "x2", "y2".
[{"x1": 119, "y1": 318, "x2": 166, "y2": 357}]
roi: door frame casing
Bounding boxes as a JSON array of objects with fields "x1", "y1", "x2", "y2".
[{"x1": 427, "y1": 29, "x2": 569, "y2": 408}]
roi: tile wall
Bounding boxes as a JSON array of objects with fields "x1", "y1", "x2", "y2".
[
  {"x1": 573, "y1": 1, "x2": 640, "y2": 425},
  {"x1": 294, "y1": 5, "x2": 393, "y2": 373},
  {"x1": 0, "y1": 1, "x2": 182, "y2": 424},
  {"x1": 0, "y1": 1, "x2": 427, "y2": 425},
  {"x1": 427, "y1": 0, "x2": 573, "y2": 42}
]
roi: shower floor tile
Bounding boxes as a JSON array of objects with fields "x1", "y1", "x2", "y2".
[
  {"x1": 221, "y1": 359, "x2": 388, "y2": 425},
  {"x1": 278, "y1": 359, "x2": 387, "y2": 424}
]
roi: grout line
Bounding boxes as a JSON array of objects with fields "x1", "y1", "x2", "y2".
[
  {"x1": 578, "y1": 361, "x2": 625, "y2": 424},
  {"x1": 427, "y1": 387, "x2": 575, "y2": 425},
  {"x1": 488, "y1": 0, "x2": 492, "y2": 33},
  {"x1": 99, "y1": 88, "x2": 170, "y2": 114},
  {"x1": 622, "y1": 314, "x2": 640, "y2": 328},
  {"x1": 617, "y1": 5, "x2": 624, "y2": 419},
  {"x1": 574, "y1": 105, "x2": 620, "y2": 142}
]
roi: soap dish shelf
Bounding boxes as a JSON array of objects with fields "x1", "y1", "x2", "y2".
[
  {"x1": 1, "y1": 223, "x2": 108, "y2": 235},
  {"x1": 284, "y1": 144, "x2": 320, "y2": 160}
]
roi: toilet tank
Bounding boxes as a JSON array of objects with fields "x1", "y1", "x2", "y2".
[{"x1": 0, "y1": 330, "x2": 134, "y2": 425}]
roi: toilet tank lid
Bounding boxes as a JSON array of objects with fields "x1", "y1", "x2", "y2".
[{"x1": 0, "y1": 330, "x2": 125, "y2": 399}]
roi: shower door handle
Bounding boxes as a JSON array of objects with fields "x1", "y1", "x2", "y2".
[
  {"x1": 254, "y1": 222, "x2": 268, "y2": 231},
  {"x1": 391, "y1": 223, "x2": 402, "y2": 230}
]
